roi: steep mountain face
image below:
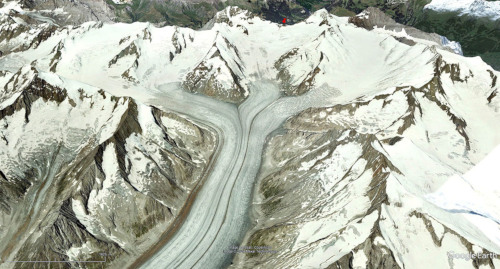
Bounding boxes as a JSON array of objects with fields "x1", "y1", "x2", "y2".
[
  {"x1": 331, "y1": 0, "x2": 500, "y2": 70},
  {"x1": 349, "y1": 7, "x2": 463, "y2": 55},
  {"x1": 0, "y1": 67, "x2": 216, "y2": 266},
  {"x1": 4, "y1": 0, "x2": 498, "y2": 70},
  {"x1": 425, "y1": 0, "x2": 500, "y2": 20},
  {"x1": 232, "y1": 54, "x2": 500, "y2": 268},
  {"x1": 19, "y1": 0, "x2": 116, "y2": 25},
  {"x1": 183, "y1": 33, "x2": 248, "y2": 103},
  {"x1": 414, "y1": 9, "x2": 500, "y2": 71},
  {"x1": 330, "y1": 1, "x2": 500, "y2": 70},
  {"x1": 0, "y1": 4, "x2": 499, "y2": 269},
  {"x1": 0, "y1": 2, "x2": 60, "y2": 57}
]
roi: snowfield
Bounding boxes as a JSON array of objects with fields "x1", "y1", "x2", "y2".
[
  {"x1": 425, "y1": 0, "x2": 500, "y2": 20},
  {"x1": 427, "y1": 145, "x2": 500, "y2": 233},
  {"x1": 0, "y1": 4, "x2": 499, "y2": 269}
]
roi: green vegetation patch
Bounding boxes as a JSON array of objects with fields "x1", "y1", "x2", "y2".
[{"x1": 414, "y1": 10, "x2": 500, "y2": 70}]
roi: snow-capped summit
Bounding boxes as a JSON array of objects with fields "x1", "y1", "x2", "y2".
[
  {"x1": 0, "y1": 4, "x2": 499, "y2": 269},
  {"x1": 425, "y1": 0, "x2": 500, "y2": 20},
  {"x1": 351, "y1": 7, "x2": 464, "y2": 55}
]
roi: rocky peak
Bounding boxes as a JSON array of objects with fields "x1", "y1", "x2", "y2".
[
  {"x1": 349, "y1": 7, "x2": 463, "y2": 55},
  {"x1": 213, "y1": 6, "x2": 256, "y2": 25},
  {"x1": 349, "y1": 7, "x2": 397, "y2": 30}
]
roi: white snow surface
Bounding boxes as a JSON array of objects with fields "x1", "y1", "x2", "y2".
[
  {"x1": 425, "y1": 0, "x2": 500, "y2": 20},
  {"x1": 0, "y1": 5, "x2": 499, "y2": 269},
  {"x1": 441, "y1": 35, "x2": 463, "y2": 55},
  {"x1": 66, "y1": 242, "x2": 93, "y2": 261},
  {"x1": 427, "y1": 145, "x2": 500, "y2": 238}
]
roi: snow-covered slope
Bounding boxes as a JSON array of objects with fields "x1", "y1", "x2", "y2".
[
  {"x1": 427, "y1": 145, "x2": 500, "y2": 233},
  {"x1": 425, "y1": 0, "x2": 500, "y2": 21},
  {"x1": 231, "y1": 51, "x2": 500, "y2": 268},
  {"x1": 0, "y1": 4, "x2": 499, "y2": 269},
  {"x1": 350, "y1": 7, "x2": 464, "y2": 55},
  {"x1": 0, "y1": 60, "x2": 216, "y2": 266}
]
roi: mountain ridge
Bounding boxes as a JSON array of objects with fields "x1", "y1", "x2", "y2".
[{"x1": 0, "y1": 6, "x2": 499, "y2": 269}]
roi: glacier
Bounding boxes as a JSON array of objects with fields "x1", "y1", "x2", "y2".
[{"x1": 0, "y1": 4, "x2": 499, "y2": 269}]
